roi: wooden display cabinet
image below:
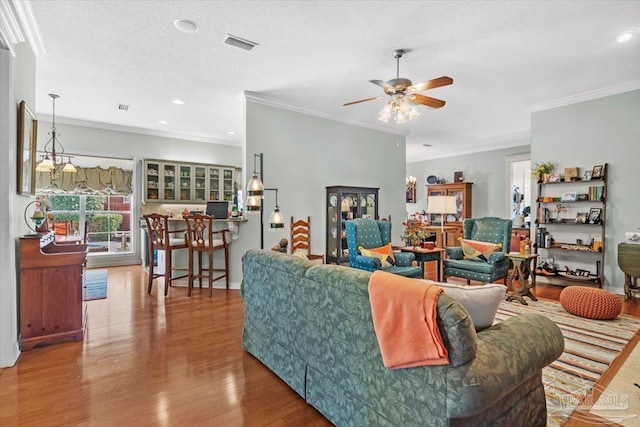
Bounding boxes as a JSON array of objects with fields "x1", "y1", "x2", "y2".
[
  {"x1": 426, "y1": 182, "x2": 473, "y2": 246},
  {"x1": 19, "y1": 233, "x2": 88, "y2": 351}
]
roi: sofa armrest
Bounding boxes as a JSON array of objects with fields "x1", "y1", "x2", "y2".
[
  {"x1": 487, "y1": 251, "x2": 507, "y2": 264},
  {"x1": 447, "y1": 246, "x2": 464, "y2": 260},
  {"x1": 393, "y1": 252, "x2": 415, "y2": 267},
  {"x1": 445, "y1": 313, "x2": 564, "y2": 418},
  {"x1": 355, "y1": 255, "x2": 381, "y2": 271}
]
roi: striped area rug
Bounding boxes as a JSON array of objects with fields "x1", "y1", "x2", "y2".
[{"x1": 495, "y1": 299, "x2": 640, "y2": 427}]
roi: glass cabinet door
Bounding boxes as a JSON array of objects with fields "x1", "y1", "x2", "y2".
[
  {"x1": 162, "y1": 163, "x2": 176, "y2": 201},
  {"x1": 194, "y1": 166, "x2": 206, "y2": 202},
  {"x1": 448, "y1": 189, "x2": 464, "y2": 222},
  {"x1": 145, "y1": 161, "x2": 160, "y2": 201},
  {"x1": 327, "y1": 191, "x2": 339, "y2": 259},
  {"x1": 179, "y1": 165, "x2": 192, "y2": 201},
  {"x1": 222, "y1": 168, "x2": 234, "y2": 201},
  {"x1": 208, "y1": 167, "x2": 220, "y2": 200},
  {"x1": 360, "y1": 192, "x2": 376, "y2": 218}
]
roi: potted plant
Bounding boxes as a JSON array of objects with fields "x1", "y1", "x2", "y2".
[
  {"x1": 532, "y1": 161, "x2": 556, "y2": 183},
  {"x1": 401, "y1": 222, "x2": 430, "y2": 247}
]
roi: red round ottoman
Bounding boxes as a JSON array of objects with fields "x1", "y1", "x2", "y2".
[{"x1": 559, "y1": 286, "x2": 622, "y2": 320}]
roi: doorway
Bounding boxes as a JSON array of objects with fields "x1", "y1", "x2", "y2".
[{"x1": 506, "y1": 155, "x2": 532, "y2": 227}]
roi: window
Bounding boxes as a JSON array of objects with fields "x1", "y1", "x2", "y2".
[{"x1": 43, "y1": 194, "x2": 133, "y2": 255}]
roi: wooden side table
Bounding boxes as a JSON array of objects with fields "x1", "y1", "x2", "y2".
[
  {"x1": 398, "y1": 246, "x2": 446, "y2": 281},
  {"x1": 506, "y1": 252, "x2": 539, "y2": 305},
  {"x1": 618, "y1": 242, "x2": 640, "y2": 300}
]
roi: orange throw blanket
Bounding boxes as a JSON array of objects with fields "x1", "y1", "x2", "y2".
[{"x1": 368, "y1": 270, "x2": 449, "y2": 369}]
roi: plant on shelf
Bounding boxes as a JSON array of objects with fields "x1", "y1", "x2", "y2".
[
  {"x1": 401, "y1": 221, "x2": 431, "y2": 247},
  {"x1": 532, "y1": 161, "x2": 556, "y2": 182}
]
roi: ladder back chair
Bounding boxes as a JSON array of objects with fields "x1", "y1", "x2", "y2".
[
  {"x1": 184, "y1": 214, "x2": 231, "y2": 297},
  {"x1": 290, "y1": 216, "x2": 325, "y2": 263},
  {"x1": 143, "y1": 213, "x2": 189, "y2": 296}
]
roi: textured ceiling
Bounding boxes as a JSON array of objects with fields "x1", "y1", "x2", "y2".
[{"x1": 29, "y1": 0, "x2": 640, "y2": 161}]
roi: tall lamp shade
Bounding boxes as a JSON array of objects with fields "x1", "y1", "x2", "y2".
[{"x1": 426, "y1": 195, "x2": 458, "y2": 237}]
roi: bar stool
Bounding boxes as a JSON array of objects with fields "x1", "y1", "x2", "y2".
[
  {"x1": 183, "y1": 214, "x2": 231, "y2": 297},
  {"x1": 143, "y1": 214, "x2": 189, "y2": 296}
]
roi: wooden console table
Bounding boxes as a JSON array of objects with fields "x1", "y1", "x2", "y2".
[{"x1": 19, "y1": 232, "x2": 88, "y2": 350}]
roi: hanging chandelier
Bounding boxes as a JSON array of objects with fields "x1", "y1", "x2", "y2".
[{"x1": 36, "y1": 94, "x2": 77, "y2": 178}]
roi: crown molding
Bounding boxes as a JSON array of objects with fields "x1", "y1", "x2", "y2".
[
  {"x1": 39, "y1": 114, "x2": 241, "y2": 146},
  {"x1": 528, "y1": 80, "x2": 640, "y2": 113},
  {"x1": 0, "y1": 1, "x2": 44, "y2": 56},
  {"x1": 243, "y1": 91, "x2": 410, "y2": 137}
]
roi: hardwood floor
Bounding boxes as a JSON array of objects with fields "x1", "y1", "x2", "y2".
[{"x1": 1, "y1": 264, "x2": 638, "y2": 426}]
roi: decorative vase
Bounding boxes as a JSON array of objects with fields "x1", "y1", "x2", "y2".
[{"x1": 542, "y1": 173, "x2": 550, "y2": 183}]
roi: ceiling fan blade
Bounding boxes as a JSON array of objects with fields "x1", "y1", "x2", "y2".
[
  {"x1": 342, "y1": 95, "x2": 385, "y2": 107},
  {"x1": 369, "y1": 79, "x2": 395, "y2": 92},
  {"x1": 408, "y1": 76, "x2": 453, "y2": 92},
  {"x1": 408, "y1": 94, "x2": 446, "y2": 109}
]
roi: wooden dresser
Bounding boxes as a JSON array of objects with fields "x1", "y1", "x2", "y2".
[{"x1": 19, "y1": 233, "x2": 88, "y2": 351}]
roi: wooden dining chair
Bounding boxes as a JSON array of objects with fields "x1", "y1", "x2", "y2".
[
  {"x1": 290, "y1": 216, "x2": 325, "y2": 263},
  {"x1": 183, "y1": 214, "x2": 231, "y2": 297},
  {"x1": 143, "y1": 213, "x2": 189, "y2": 296}
]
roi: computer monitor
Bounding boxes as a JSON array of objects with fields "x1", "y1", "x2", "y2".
[{"x1": 205, "y1": 201, "x2": 229, "y2": 219}]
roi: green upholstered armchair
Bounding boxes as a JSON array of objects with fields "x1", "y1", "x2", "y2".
[
  {"x1": 345, "y1": 218, "x2": 422, "y2": 278},
  {"x1": 444, "y1": 217, "x2": 512, "y2": 284}
]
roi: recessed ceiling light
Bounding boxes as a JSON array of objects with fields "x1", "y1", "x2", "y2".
[
  {"x1": 617, "y1": 31, "x2": 635, "y2": 43},
  {"x1": 174, "y1": 19, "x2": 199, "y2": 34},
  {"x1": 158, "y1": 120, "x2": 168, "y2": 125},
  {"x1": 227, "y1": 131, "x2": 236, "y2": 135},
  {"x1": 172, "y1": 99, "x2": 184, "y2": 105}
]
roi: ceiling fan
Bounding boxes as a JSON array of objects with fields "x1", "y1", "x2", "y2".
[{"x1": 343, "y1": 49, "x2": 453, "y2": 123}]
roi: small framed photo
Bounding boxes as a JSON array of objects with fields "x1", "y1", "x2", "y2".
[
  {"x1": 575, "y1": 212, "x2": 588, "y2": 224},
  {"x1": 548, "y1": 174, "x2": 562, "y2": 183},
  {"x1": 583, "y1": 170, "x2": 592, "y2": 181},
  {"x1": 591, "y1": 165, "x2": 603, "y2": 179},
  {"x1": 561, "y1": 191, "x2": 577, "y2": 202},
  {"x1": 588, "y1": 208, "x2": 602, "y2": 224}
]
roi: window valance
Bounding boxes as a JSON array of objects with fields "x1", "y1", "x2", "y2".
[{"x1": 36, "y1": 166, "x2": 133, "y2": 195}]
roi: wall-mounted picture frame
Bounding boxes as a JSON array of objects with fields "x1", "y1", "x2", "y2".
[
  {"x1": 405, "y1": 186, "x2": 416, "y2": 203},
  {"x1": 575, "y1": 212, "x2": 587, "y2": 224},
  {"x1": 591, "y1": 165, "x2": 603, "y2": 179},
  {"x1": 588, "y1": 208, "x2": 602, "y2": 224},
  {"x1": 17, "y1": 100, "x2": 38, "y2": 195}
]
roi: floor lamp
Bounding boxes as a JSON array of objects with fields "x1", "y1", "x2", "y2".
[
  {"x1": 246, "y1": 153, "x2": 284, "y2": 249},
  {"x1": 426, "y1": 195, "x2": 458, "y2": 247}
]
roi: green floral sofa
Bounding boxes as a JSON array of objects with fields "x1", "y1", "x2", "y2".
[{"x1": 241, "y1": 249, "x2": 564, "y2": 426}]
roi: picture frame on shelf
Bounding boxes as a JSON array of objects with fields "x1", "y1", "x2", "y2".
[
  {"x1": 17, "y1": 100, "x2": 37, "y2": 195},
  {"x1": 588, "y1": 208, "x2": 602, "y2": 224},
  {"x1": 548, "y1": 174, "x2": 562, "y2": 183},
  {"x1": 583, "y1": 170, "x2": 592, "y2": 181},
  {"x1": 575, "y1": 212, "x2": 587, "y2": 224},
  {"x1": 561, "y1": 191, "x2": 577, "y2": 202},
  {"x1": 591, "y1": 165, "x2": 603, "y2": 179}
]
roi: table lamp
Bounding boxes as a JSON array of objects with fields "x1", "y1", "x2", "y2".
[{"x1": 425, "y1": 195, "x2": 458, "y2": 237}]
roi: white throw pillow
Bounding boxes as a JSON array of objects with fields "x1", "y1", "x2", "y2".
[{"x1": 422, "y1": 280, "x2": 506, "y2": 331}]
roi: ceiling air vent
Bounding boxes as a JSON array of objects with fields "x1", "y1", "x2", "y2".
[
  {"x1": 118, "y1": 104, "x2": 129, "y2": 111},
  {"x1": 224, "y1": 34, "x2": 258, "y2": 51}
]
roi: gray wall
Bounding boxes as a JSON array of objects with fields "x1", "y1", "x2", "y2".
[
  {"x1": 531, "y1": 89, "x2": 640, "y2": 293},
  {"x1": 242, "y1": 100, "x2": 408, "y2": 264},
  {"x1": 406, "y1": 144, "x2": 530, "y2": 219}
]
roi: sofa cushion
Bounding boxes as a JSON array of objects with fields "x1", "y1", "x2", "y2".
[
  {"x1": 443, "y1": 258, "x2": 499, "y2": 274},
  {"x1": 460, "y1": 239, "x2": 502, "y2": 261},
  {"x1": 423, "y1": 280, "x2": 507, "y2": 331},
  {"x1": 359, "y1": 244, "x2": 396, "y2": 267}
]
